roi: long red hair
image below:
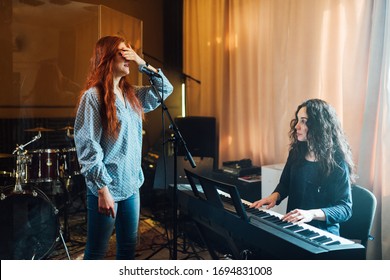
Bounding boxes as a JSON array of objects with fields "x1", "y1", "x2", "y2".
[{"x1": 78, "y1": 36, "x2": 143, "y2": 138}]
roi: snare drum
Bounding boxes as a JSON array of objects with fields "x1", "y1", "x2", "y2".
[
  {"x1": 60, "y1": 147, "x2": 80, "y2": 178},
  {"x1": 0, "y1": 184, "x2": 59, "y2": 259},
  {"x1": 27, "y1": 149, "x2": 60, "y2": 183}
]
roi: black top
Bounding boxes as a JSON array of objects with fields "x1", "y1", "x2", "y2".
[{"x1": 274, "y1": 151, "x2": 352, "y2": 235}]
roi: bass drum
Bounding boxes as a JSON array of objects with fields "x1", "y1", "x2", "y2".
[{"x1": 0, "y1": 185, "x2": 59, "y2": 260}]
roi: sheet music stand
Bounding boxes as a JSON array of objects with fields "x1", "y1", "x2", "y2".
[{"x1": 183, "y1": 169, "x2": 248, "y2": 259}]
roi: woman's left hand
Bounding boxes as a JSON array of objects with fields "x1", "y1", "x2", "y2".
[{"x1": 282, "y1": 209, "x2": 315, "y2": 224}]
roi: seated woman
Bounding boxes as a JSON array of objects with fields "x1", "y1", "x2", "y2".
[{"x1": 251, "y1": 99, "x2": 355, "y2": 236}]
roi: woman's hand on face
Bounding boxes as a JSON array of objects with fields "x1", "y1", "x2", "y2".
[{"x1": 120, "y1": 45, "x2": 145, "y2": 66}]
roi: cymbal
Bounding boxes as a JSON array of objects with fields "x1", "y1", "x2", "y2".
[
  {"x1": 25, "y1": 127, "x2": 55, "y2": 132},
  {"x1": 0, "y1": 153, "x2": 14, "y2": 158},
  {"x1": 58, "y1": 126, "x2": 74, "y2": 131},
  {"x1": 0, "y1": 170, "x2": 13, "y2": 176}
]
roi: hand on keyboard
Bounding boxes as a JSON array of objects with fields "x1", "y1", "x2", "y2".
[
  {"x1": 283, "y1": 208, "x2": 326, "y2": 223},
  {"x1": 250, "y1": 192, "x2": 280, "y2": 209}
]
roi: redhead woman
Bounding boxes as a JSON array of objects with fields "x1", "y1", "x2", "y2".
[{"x1": 74, "y1": 36, "x2": 173, "y2": 259}]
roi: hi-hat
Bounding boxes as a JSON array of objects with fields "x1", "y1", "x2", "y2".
[
  {"x1": 58, "y1": 126, "x2": 74, "y2": 131},
  {"x1": 25, "y1": 127, "x2": 55, "y2": 132}
]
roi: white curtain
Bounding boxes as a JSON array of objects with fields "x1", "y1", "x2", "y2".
[
  {"x1": 184, "y1": 0, "x2": 389, "y2": 259},
  {"x1": 356, "y1": 0, "x2": 390, "y2": 260}
]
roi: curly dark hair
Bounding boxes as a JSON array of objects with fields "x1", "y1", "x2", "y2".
[{"x1": 289, "y1": 99, "x2": 356, "y2": 182}]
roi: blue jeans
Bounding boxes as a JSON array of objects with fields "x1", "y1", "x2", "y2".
[{"x1": 83, "y1": 189, "x2": 140, "y2": 260}]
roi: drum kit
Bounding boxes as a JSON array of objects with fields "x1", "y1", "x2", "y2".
[{"x1": 0, "y1": 126, "x2": 81, "y2": 260}]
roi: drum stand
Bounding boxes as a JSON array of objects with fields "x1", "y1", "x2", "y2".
[{"x1": 59, "y1": 228, "x2": 71, "y2": 260}]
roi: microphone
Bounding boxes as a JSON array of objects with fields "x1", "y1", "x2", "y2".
[{"x1": 138, "y1": 64, "x2": 161, "y2": 77}]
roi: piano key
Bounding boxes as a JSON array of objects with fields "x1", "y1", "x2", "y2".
[
  {"x1": 285, "y1": 224, "x2": 305, "y2": 231},
  {"x1": 263, "y1": 216, "x2": 281, "y2": 222},
  {"x1": 325, "y1": 240, "x2": 341, "y2": 246},
  {"x1": 312, "y1": 235, "x2": 331, "y2": 243},
  {"x1": 274, "y1": 220, "x2": 292, "y2": 226},
  {"x1": 315, "y1": 237, "x2": 333, "y2": 244},
  {"x1": 296, "y1": 229, "x2": 320, "y2": 238},
  {"x1": 252, "y1": 211, "x2": 271, "y2": 218}
]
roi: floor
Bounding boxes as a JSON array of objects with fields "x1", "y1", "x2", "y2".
[
  {"x1": 44, "y1": 190, "x2": 215, "y2": 261},
  {"x1": 0, "y1": 176, "x2": 228, "y2": 261}
]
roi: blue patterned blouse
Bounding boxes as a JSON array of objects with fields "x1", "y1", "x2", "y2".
[{"x1": 74, "y1": 71, "x2": 173, "y2": 201}]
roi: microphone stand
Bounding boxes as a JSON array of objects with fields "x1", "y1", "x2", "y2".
[{"x1": 148, "y1": 76, "x2": 196, "y2": 260}]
